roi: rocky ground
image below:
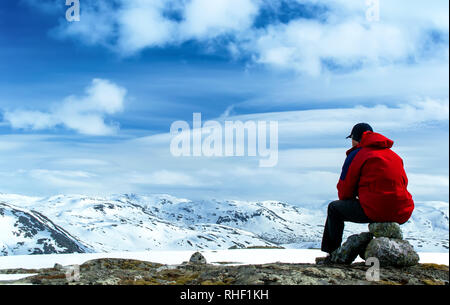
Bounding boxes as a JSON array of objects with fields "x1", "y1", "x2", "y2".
[{"x1": 0, "y1": 257, "x2": 448, "y2": 285}]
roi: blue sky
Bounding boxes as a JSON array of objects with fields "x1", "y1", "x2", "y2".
[{"x1": 0, "y1": 0, "x2": 448, "y2": 205}]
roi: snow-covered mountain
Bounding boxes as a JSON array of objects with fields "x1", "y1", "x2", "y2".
[
  {"x1": 0, "y1": 202, "x2": 89, "y2": 255},
  {"x1": 0, "y1": 193, "x2": 448, "y2": 256}
]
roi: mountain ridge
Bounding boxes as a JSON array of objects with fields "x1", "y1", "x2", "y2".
[{"x1": 0, "y1": 193, "x2": 448, "y2": 255}]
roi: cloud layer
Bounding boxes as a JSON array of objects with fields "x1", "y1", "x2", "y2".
[
  {"x1": 3, "y1": 97, "x2": 447, "y2": 204},
  {"x1": 3, "y1": 0, "x2": 447, "y2": 204},
  {"x1": 47, "y1": 0, "x2": 449, "y2": 76},
  {"x1": 3, "y1": 79, "x2": 127, "y2": 135}
]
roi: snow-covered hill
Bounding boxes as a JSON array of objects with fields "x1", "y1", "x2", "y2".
[
  {"x1": 0, "y1": 202, "x2": 89, "y2": 255},
  {"x1": 0, "y1": 193, "x2": 448, "y2": 255}
]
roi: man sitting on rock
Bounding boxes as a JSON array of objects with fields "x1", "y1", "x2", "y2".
[{"x1": 319, "y1": 123, "x2": 414, "y2": 263}]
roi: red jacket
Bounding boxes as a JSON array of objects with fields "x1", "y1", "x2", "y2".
[{"x1": 337, "y1": 131, "x2": 414, "y2": 224}]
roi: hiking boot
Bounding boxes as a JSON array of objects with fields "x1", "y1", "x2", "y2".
[{"x1": 315, "y1": 255, "x2": 333, "y2": 265}]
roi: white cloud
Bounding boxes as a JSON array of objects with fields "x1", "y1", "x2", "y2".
[
  {"x1": 52, "y1": 1, "x2": 118, "y2": 46},
  {"x1": 50, "y1": 158, "x2": 111, "y2": 167},
  {"x1": 3, "y1": 79, "x2": 127, "y2": 136},
  {"x1": 55, "y1": 0, "x2": 260, "y2": 55},
  {"x1": 407, "y1": 173, "x2": 450, "y2": 197},
  {"x1": 3, "y1": 111, "x2": 54, "y2": 130},
  {"x1": 21, "y1": 169, "x2": 98, "y2": 189},
  {"x1": 181, "y1": 0, "x2": 259, "y2": 39},
  {"x1": 128, "y1": 170, "x2": 208, "y2": 187},
  {"x1": 29, "y1": 169, "x2": 96, "y2": 179},
  {"x1": 220, "y1": 97, "x2": 449, "y2": 140},
  {"x1": 245, "y1": 16, "x2": 433, "y2": 75},
  {"x1": 47, "y1": 0, "x2": 448, "y2": 75},
  {"x1": 117, "y1": 0, "x2": 178, "y2": 54},
  {"x1": 250, "y1": 0, "x2": 448, "y2": 75}
]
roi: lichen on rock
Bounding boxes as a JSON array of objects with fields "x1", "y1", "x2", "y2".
[
  {"x1": 364, "y1": 237, "x2": 420, "y2": 267},
  {"x1": 189, "y1": 251, "x2": 207, "y2": 265},
  {"x1": 330, "y1": 232, "x2": 374, "y2": 264},
  {"x1": 369, "y1": 222, "x2": 403, "y2": 239}
]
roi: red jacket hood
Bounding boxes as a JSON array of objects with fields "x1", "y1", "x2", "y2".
[{"x1": 346, "y1": 131, "x2": 394, "y2": 155}]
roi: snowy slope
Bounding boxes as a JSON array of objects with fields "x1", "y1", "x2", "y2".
[
  {"x1": 0, "y1": 194, "x2": 275, "y2": 254},
  {"x1": 121, "y1": 194, "x2": 449, "y2": 252},
  {"x1": 400, "y1": 201, "x2": 449, "y2": 251},
  {"x1": 0, "y1": 193, "x2": 448, "y2": 255},
  {"x1": 0, "y1": 202, "x2": 89, "y2": 255},
  {"x1": 133, "y1": 195, "x2": 325, "y2": 245}
]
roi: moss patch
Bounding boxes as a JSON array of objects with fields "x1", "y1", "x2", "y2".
[
  {"x1": 420, "y1": 263, "x2": 449, "y2": 271},
  {"x1": 421, "y1": 278, "x2": 446, "y2": 285}
]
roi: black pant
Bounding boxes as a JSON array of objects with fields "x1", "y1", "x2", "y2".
[{"x1": 321, "y1": 199, "x2": 372, "y2": 254}]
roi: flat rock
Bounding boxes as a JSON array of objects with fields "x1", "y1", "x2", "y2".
[
  {"x1": 369, "y1": 222, "x2": 403, "y2": 239},
  {"x1": 364, "y1": 237, "x2": 419, "y2": 267}
]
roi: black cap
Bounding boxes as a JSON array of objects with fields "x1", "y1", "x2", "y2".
[{"x1": 346, "y1": 123, "x2": 373, "y2": 142}]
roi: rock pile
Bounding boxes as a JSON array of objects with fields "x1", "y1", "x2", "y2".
[{"x1": 331, "y1": 222, "x2": 420, "y2": 267}]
